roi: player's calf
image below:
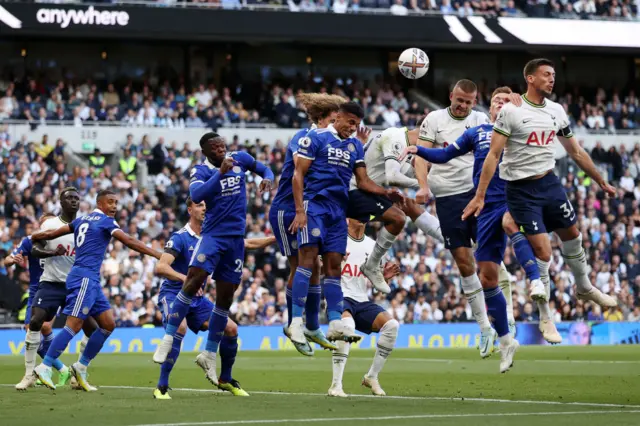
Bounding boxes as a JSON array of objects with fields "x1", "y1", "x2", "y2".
[{"x1": 364, "y1": 315, "x2": 398, "y2": 396}]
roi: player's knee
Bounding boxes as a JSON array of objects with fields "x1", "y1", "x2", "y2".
[
  {"x1": 224, "y1": 320, "x2": 238, "y2": 337},
  {"x1": 502, "y1": 214, "x2": 519, "y2": 236},
  {"x1": 28, "y1": 312, "x2": 45, "y2": 331},
  {"x1": 342, "y1": 315, "x2": 356, "y2": 335},
  {"x1": 479, "y1": 269, "x2": 499, "y2": 289},
  {"x1": 380, "y1": 319, "x2": 399, "y2": 344},
  {"x1": 41, "y1": 321, "x2": 52, "y2": 335},
  {"x1": 385, "y1": 209, "x2": 406, "y2": 233}
]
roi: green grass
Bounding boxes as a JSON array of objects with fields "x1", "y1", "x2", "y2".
[{"x1": 1, "y1": 346, "x2": 640, "y2": 426}]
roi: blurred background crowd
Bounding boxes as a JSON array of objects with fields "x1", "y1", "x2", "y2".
[{"x1": 1, "y1": 71, "x2": 639, "y2": 328}]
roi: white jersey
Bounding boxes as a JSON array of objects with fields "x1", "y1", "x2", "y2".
[
  {"x1": 341, "y1": 234, "x2": 377, "y2": 303},
  {"x1": 494, "y1": 97, "x2": 571, "y2": 181},
  {"x1": 39, "y1": 216, "x2": 75, "y2": 283},
  {"x1": 349, "y1": 127, "x2": 415, "y2": 190},
  {"x1": 418, "y1": 108, "x2": 489, "y2": 197}
]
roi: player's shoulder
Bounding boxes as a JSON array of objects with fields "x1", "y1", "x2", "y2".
[
  {"x1": 470, "y1": 110, "x2": 490, "y2": 123},
  {"x1": 542, "y1": 98, "x2": 566, "y2": 114},
  {"x1": 40, "y1": 216, "x2": 60, "y2": 229},
  {"x1": 427, "y1": 108, "x2": 448, "y2": 122},
  {"x1": 190, "y1": 162, "x2": 210, "y2": 179}
]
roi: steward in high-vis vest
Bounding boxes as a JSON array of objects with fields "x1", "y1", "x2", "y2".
[
  {"x1": 119, "y1": 148, "x2": 137, "y2": 181},
  {"x1": 89, "y1": 148, "x2": 106, "y2": 177}
]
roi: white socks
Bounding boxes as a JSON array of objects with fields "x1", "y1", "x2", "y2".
[
  {"x1": 78, "y1": 334, "x2": 90, "y2": 362},
  {"x1": 24, "y1": 330, "x2": 41, "y2": 375},
  {"x1": 499, "y1": 263, "x2": 515, "y2": 323},
  {"x1": 331, "y1": 317, "x2": 354, "y2": 388},
  {"x1": 461, "y1": 274, "x2": 491, "y2": 330},
  {"x1": 367, "y1": 319, "x2": 398, "y2": 379},
  {"x1": 366, "y1": 227, "x2": 397, "y2": 269},
  {"x1": 536, "y1": 258, "x2": 552, "y2": 321},
  {"x1": 414, "y1": 211, "x2": 444, "y2": 243},
  {"x1": 561, "y1": 235, "x2": 594, "y2": 294}
]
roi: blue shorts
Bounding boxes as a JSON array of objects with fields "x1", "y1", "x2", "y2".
[
  {"x1": 298, "y1": 211, "x2": 348, "y2": 255},
  {"x1": 158, "y1": 290, "x2": 213, "y2": 334},
  {"x1": 24, "y1": 287, "x2": 37, "y2": 324},
  {"x1": 33, "y1": 281, "x2": 67, "y2": 322},
  {"x1": 190, "y1": 235, "x2": 244, "y2": 285},
  {"x1": 268, "y1": 206, "x2": 298, "y2": 257},
  {"x1": 343, "y1": 298, "x2": 386, "y2": 334},
  {"x1": 435, "y1": 189, "x2": 477, "y2": 250},
  {"x1": 475, "y1": 201, "x2": 508, "y2": 265},
  {"x1": 63, "y1": 275, "x2": 111, "y2": 320},
  {"x1": 506, "y1": 172, "x2": 577, "y2": 235}
]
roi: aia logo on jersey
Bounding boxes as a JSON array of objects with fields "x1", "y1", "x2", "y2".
[
  {"x1": 526, "y1": 131, "x2": 556, "y2": 146},
  {"x1": 341, "y1": 263, "x2": 364, "y2": 277}
]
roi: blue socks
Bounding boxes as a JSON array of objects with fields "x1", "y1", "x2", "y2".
[
  {"x1": 43, "y1": 326, "x2": 75, "y2": 367},
  {"x1": 158, "y1": 332, "x2": 184, "y2": 388},
  {"x1": 205, "y1": 306, "x2": 229, "y2": 353},
  {"x1": 165, "y1": 291, "x2": 193, "y2": 337},
  {"x1": 484, "y1": 287, "x2": 509, "y2": 337},
  {"x1": 292, "y1": 267, "x2": 312, "y2": 319},
  {"x1": 323, "y1": 277, "x2": 343, "y2": 322},
  {"x1": 80, "y1": 328, "x2": 111, "y2": 367},
  {"x1": 510, "y1": 232, "x2": 541, "y2": 281},
  {"x1": 286, "y1": 287, "x2": 293, "y2": 326},
  {"x1": 219, "y1": 335, "x2": 238, "y2": 383},
  {"x1": 38, "y1": 331, "x2": 54, "y2": 360},
  {"x1": 306, "y1": 285, "x2": 321, "y2": 331}
]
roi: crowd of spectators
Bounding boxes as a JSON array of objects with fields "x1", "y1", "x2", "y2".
[{"x1": 0, "y1": 116, "x2": 639, "y2": 328}]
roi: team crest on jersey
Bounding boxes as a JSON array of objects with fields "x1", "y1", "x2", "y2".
[
  {"x1": 311, "y1": 228, "x2": 321, "y2": 237},
  {"x1": 82, "y1": 307, "x2": 89, "y2": 315},
  {"x1": 232, "y1": 166, "x2": 242, "y2": 174},
  {"x1": 291, "y1": 240, "x2": 298, "y2": 250},
  {"x1": 393, "y1": 143, "x2": 402, "y2": 155},
  {"x1": 197, "y1": 254, "x2": 206, "y2": 262},
  {"x1": 347, "y1": 143, "x2": 356, "y2": 153}
]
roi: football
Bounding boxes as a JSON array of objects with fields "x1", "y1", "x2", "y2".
[{"x1": 398, "y1": 48, "x2": 429, "y2": 80}]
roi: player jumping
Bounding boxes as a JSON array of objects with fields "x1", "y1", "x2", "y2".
[
  {"x1": 154, "y1": 197, "x2": 275, "y2": 399},
  {"x1": 463, "y1": 58, "x2": 617, "y2": 344},
  {"x1": 403, "y1": 87, "x2": 534, "y2": 370},
  {"x1": 329, "y1": 218, "x2": 400, "y2": 397},
  {"x1": 269, "y1": 93, "x2": 346, "y2": 356},
  {"x1": 32, "y1": 190, "x2": 162, "y2": 390},
  {"x1": 352, "y1": 124, "x2": 444, "y2": 295},
  {"x1": 288, "y1": 101, "x2": 403, "y2": 348},
  {"x1": 153, "y1": 132, "x2": 274, "y2": 389}
]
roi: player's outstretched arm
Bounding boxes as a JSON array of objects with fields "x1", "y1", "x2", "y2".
[
  {"x1": 112, "y1": 229, "x2": 162, "y2": 260},
  {"x1": 559, "y1": 135, "x2": 616, "y2": 196},
  {"x1": 402, "y1": 143, "x2": 463, "y2": 165},
  {"x1": 462, "y1": 131, "x2": 507, "y2": 220},
  {"x1": 31, "y1": 225, "x2": 72, "y2": 242},
  {"x1": 290, "y1": 156, "x2": 312, "y2": 234},
  {"x1": 250, "y1": 160, "x2": 275, "y2": 193},
  {"x1": 355, "y1": 166, "x2": 404, "y2": 203},
  {"x1": 155, "y1": 253, "x2": 187, "y2": 283},
  {"x1": 31, "y1": 241, "x2": 67, "y2": 259},
  {"x1": 384, "y1": 158, "x2": 420, "y2": 189},
  {"x1": 244, "y1": 236, "x2": 276, "y2": 250}
]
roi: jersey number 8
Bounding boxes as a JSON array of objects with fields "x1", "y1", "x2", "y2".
[{"x1": 76, "y1": 223, "x2": 89, "y2": 247}]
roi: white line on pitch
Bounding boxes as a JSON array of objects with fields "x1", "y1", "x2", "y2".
[
  {"x1": 274, "y1": 357, "x2": 640, "y2": 365},
  {"x1": 132, "y1": 410, "x2": 640, "y2": 426}
]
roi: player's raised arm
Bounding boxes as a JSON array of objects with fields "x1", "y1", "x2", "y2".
[
  {"x1": 402, "y1": 132, "x2": 470, "y2": 165},
  {"x1": 155, "y1": 252, "x2": 187, "y2": 284},
  {"x1": 380, "y1": 134, "x2": 420, "y2": 189},
  {"x1": 415, "y1": 114, "x2": 436, "y2": 202},
  {"x1": 30, "y1": 225, "x2": 73, "y2": 242},
  {"x1": 243, "y1": 153, "x2": 275, "y2": 193},
  {"x1": 244, "y1": 236, "x2": 277, "y2": 250},
  {"x1": 112, "y1": 229, "x2": 162, "y2": 260},
  {"x1": 558, "y1": 134, "x2": 616, "y2": 197},
  {"x1": 189, "y1": 159, "x2": 232, "y2": 203}
]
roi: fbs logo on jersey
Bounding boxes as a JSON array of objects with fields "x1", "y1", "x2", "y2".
[{"x1": 220, "y1": 175, "x2": 241, "y2": 190}]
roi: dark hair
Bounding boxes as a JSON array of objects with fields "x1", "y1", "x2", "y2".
[
  {"x1": 97, "y1": 189, "x2": 116, "y2": 202},
  {"x1": 454, "y1": 79, "x2": 477, "y2": 94},
  {"x1": 186, "y1": 196, "x2": 193, "y2": 207},
  {"x1": 199, "y1": 132, "x2": 222, "y2": 149},
  {"x1": 523, "y1": 58, "x2": 555, "y2": 79},
  {"x1": 339, "y1": 102, "x2": 365, "y2": 119},
  {"x1": 60, "y1": 186, "x2": 78, "y2": 200}
]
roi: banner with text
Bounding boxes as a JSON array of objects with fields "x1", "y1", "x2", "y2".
[{"x1": 1, "y1": 322, "x2": 638, "y2": 356}]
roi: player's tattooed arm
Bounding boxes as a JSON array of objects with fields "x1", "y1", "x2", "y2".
[
  {"x1": 155, "y1": 253, "x2": 187, "y2": 283},
  {"x1": 30, "y1": 224, "x2": 72, "y2": 243},
  {"x1": 31, "y1": 241, "x2": 67, "y2": 258},
  {"x1": 558, "y1": 135, "x2": 616, "y2": 197},
  {"x1": 112, "y1": 229, "x2": 162, "y2": 260},
  {"x1": 462, "y1": 131, "x2": 507, "y2": 220},
  {"x1": 289, "y1": 156, "x2": 312, "y2": 234},
  {"x1": 244, "y1": 236, "x2": 277, "y2": 250}
]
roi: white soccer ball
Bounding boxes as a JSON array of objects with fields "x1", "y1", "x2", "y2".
[{"x1": 398, "y1": 48, "x2": 429, "y2": 80}]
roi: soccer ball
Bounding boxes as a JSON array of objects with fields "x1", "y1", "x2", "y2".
[{"x1": 398, "y1": 48, "x2": 429, "y2": 80}]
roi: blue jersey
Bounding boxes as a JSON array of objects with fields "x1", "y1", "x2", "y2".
[
  {"x1": 161, "y1": 224, "x2": 201, "y2": 295},
  {"x1": 190, "y1": 151, "x2": 273, "y2": 237},
  {"x1": 68, "y1": 209, "x2": 120, "y2": 281},
  {"x1": 415, "y1": 123, "x2": 505, "y2": 203},
  {"x1": 272, "y1": 128, "x2": 310, "y2": 211},
  {"x1": 297, "y1": 125, "x2": 365, "y2": 216},
  {"x1": 12, "y1": 237, "x2": 43, "y2": 293}
]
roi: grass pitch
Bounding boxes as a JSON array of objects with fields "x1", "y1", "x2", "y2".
[{"x1": 1, "y1": 346, "x2": 639, "y2": 426}]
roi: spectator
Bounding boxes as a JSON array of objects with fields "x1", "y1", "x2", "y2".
[
  {"x1": 390, "y1": 0, "x2": 409, "y2": 15},
  {"x1": 119, "y1": 149, "x2": 138, "y2": 182},
  {"x1": 333, "y1": 0, "x2": 349, "y2": 13},
  {"x1": 89, "y1": 148, "x2": 106, "y2": 177}
]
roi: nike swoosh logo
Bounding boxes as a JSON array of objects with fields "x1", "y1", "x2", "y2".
[
  {"x1": 523, "y1": 118, "x2": 532, "y2": 123},
  {"x1": 437, "y1": 130, "x2": 444, "y2": 133}
]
